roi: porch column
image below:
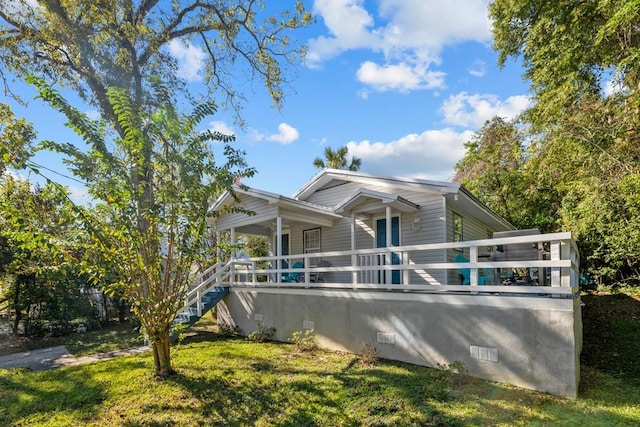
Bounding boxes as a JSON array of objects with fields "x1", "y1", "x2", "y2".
[
  {"x1": 215, "y1": 231, "x2": 221, "y2": 260},
  {"x1": 351, "y1": 213, "x2": 357, "y2": 286},
  {"x1": 385, "y1": 206, "x2": 392, "y2": 285},
  {"x1": 276, "y1": 216, "x2": 282, "y2": 283},
  {"x1": 230, "y1": 228, "x2": 236, "y2": 284},
  {"x1": 230, "y1": 228, "x2": 236, "y2": 254}
]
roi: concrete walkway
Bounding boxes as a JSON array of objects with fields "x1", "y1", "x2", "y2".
[{"x1": 0, "y1": 345, "x2": 149, "y2": 371}]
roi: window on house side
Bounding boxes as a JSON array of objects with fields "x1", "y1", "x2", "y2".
[
  {"x1": 303, "y1": 228, "x2": 321, "y2": 256},
  {"x1": 453, "y1": 213, "x2": 463, "y2": 245}
]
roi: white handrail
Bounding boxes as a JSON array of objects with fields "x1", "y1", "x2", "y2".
[{"x1": 206, "y1": 233, "x2": 579, "y2": 295}]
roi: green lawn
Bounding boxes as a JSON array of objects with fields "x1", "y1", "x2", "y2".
[
  {"x1": 0, "y1": 322, "x2": 144, "y2": 357},
  {"x1": 0, "y1": 289, "x2": 639, "y2": 426}
]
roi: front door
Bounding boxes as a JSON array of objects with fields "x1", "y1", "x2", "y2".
[{"x1": 376, "y1": 217, "x2": 400, "y2": 284}]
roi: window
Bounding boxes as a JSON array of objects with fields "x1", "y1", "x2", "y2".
[
  {"x1": 453, "y1": 213, "x2": 463, "y2": 246},
  {"x1": 303, "y1": 228, "x2": 321, "y2": 260}
]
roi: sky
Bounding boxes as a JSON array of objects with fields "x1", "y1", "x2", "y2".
[{"x1": 4, "y1": 0, "x2": 532, "y2": 202}]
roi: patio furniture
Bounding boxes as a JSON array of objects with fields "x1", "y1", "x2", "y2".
[
  {"x1": 311, "y1": 260, "x2": 330, "y2": 283},
  {"x1": 282, "y1": 261, "x2": 304, "y2": 282}
]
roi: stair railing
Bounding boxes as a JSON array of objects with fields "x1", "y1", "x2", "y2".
[{"x1": 183, "y1": 260, "x2": 232, "y2": 317}]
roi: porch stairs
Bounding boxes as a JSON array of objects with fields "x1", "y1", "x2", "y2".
[
  {"x1": 174, "y1": 286, "x2": 228, "y2": 327},
  {"x1": 174, "y1": 262, "x2": 231, "y2": 328}
]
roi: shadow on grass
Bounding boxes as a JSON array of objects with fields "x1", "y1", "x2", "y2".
[
  {"x1": 162, "y1": 340, "x2": 467, "y2": 426},
  {"x1": 0, "y1": 357, "x2": 146, "y2": 425},
  {"x1": 581, "y1": 291, "x2": 640, "y2": 384}
]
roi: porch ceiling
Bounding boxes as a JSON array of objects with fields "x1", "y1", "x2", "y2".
[{"x1": 334, "y1": 188, "x2": 419, "y2": 215}]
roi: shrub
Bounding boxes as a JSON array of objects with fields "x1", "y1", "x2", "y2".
[
  {"x1": 247, "y1": 322, "x2": 276, "y2": 343},
  {"x1": 437, "y1": 360, "x2": 469, "y2": 387},
  {"x1": 218, "y1": 323, "x2": 242, "y2": 337},
  {"x1": 359, "y1": 342, "x2": 378, "y2": 365},
  {"x1": 289, "y1": 329, "x2": 318, "y2": 352},
  {"x1": 172, "y1": 322, "x2": 188, "y2": 345}
]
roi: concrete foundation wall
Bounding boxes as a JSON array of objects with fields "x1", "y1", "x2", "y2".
[{"x1": 218, "y1": 288, "x2": 582, "y2": 398}]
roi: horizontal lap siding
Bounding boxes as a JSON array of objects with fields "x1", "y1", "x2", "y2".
[
  {"x1": 303, "y1": 181, "x2": 447, "y2": 285},
  {"x1": 216, "y1": 196, "x2": 276, "y2": 230}
]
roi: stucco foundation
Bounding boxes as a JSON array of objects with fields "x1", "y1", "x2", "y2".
[{"x1": 218, "y1": 287, "x2": 582, "y2": 398}]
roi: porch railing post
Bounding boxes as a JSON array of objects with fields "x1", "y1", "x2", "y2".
[
  {"x1": 402, "y1": 251, "x2": 409, "y2": 286},
  {"x1": 385, "y1": 206, "x2": 392, "y2": 286},
  {"x1": 561, "y1": 239, "x2": 571, "y2": 287},
  {"x1": 470, "y1": 245, "x2": 478, "y2": 286},
  {"x1": 351, "y1": 213, "x2": 358, "y2": 286},
  {"x1": 550, "y1": 240, "x2": 561, "y2": 287}
]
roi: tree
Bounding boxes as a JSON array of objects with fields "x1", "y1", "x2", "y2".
[
  {"x1": 0, "y1": 102, "x2": 36, "y2": 175},
  {"x1": 34, "y1": 78, "x2": 255, "y2": 376},
  {"x1": 0, "y1": 1, "x2": 312, "y2": 126},
  {"x1": 490, "y1": 0, "x2": 640, "y2": 128},
  {"x1": 486, "y1": 1, "x2": 640, "y2": 285},
  {"x1": 455, "y1": 117, "x2": 543, "y2": 229},
  {"x1": 0, "y1": 1, "x2": 311, "y2": 374},
  {"x1": 0, "y1": 175, "x2": 90, "y2": 336},
  {"x1": 313, "y1": 146, "x2": 362, "y2": 171}
]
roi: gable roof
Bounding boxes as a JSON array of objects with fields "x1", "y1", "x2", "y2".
[
  {"x1": 334, "y1": 188, "x2": 420, "y2": 215},
  {"x1": 293, "y1": 169, "x2": 460, "y2": 200},
  {"x1": 208, "y1": 185, "x2": 343, "y2": 231},
  {"x1": 293, "y1": 169, "x2": 513, "y2": 230}
]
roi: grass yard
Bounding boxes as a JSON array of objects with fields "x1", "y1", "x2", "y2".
[
  {"x1": 0, "y1": 289, "x2": 639, "y2": 426},
  {"x1": 0, "y1": 321, "x2": 144, "y2": 357}
]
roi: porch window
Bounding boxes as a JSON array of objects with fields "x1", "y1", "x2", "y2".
[
  {"x1": 453, "y1": 213, "x2": 463, "y2": 245},
  {"x1": 303, "y1": 228, "x2": 321, "y2": 260}
]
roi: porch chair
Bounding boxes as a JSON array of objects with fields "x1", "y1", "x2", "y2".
[
  {"x1": 282, "y1": 261, "x2": 304, "y2": 282},
  {"x1": 454, "y1": 253, "x2": 492, "y2": 286},
  {"x1": 310, "y1": 260, "x2": 330, "y2": 283}
]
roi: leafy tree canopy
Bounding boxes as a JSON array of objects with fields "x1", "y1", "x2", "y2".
[
  {"x1": 490, "y1": 0, "x2": 640, "y2": 127},
  {"x1": 33, "y1": 76, "x2": 255, "y2": 375},
  {"x1": 0, "y1": 102, "x2": 36, "y2": 175},
  {"x1": 459, "y1": 0, "x2": 640, "y2": 285},
  {"x1": 0, "y1": 0, "x2": 312, "y2": 127}
]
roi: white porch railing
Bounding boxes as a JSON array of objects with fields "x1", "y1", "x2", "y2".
[{"x1": 200, "y1": 232, "x2": 580, "y2": 297}]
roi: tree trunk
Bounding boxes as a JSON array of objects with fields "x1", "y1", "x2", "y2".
[
  {"x1": 118, "y1": 300, "x2": 128, "y2": 323},
  {"x1": 11, "y1": 280, "x2": 21, "y2": 336},
  {"x1": 102, "y1": 292, "x2": 110, "y2": 323},
  {"x1": 151, "y1": 330, "x2": 174, "y2": 377}
]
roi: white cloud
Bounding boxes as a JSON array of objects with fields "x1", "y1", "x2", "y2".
[
  {"x1": 440, "y1": 92, "x2": 531, "y2": 128},
  {"x1": 357, "y1": 88, "x2": 369, "y2": 99},
  {"x1": 347, "y1": 128, "x2": 474, "y2": 180},
  {"x1": 309, "y1": 0, "x2": 491, "y2": 93},
  {"x1": 468, "y1": 60, "x2": 486, "y2": 77},
  {"x1": 167, "y1": 39, "x2": 205, "y2": 82},
  {"x1": 209, "y1": 120, "x2": 234, "y2": 136},
  {"x1": 357, "y1": 61, "x2": 445, "y2": 92},
  {"x1": 266, "y1": 123, "x2": 299, "y2": 144}
]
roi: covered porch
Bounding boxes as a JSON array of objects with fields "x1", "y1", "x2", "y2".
[{"x1": 209, "y1": 186, "x2": 424, "y2": 286}]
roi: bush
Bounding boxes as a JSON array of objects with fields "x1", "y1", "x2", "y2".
[
  {"x1": 289, "y1": 329, "x2": 318, "y2": 352},
  {"x1": 218, "y1": 323, "x2": 242, "y2": 337},
  {"x1": 359, "y1": 342, "x2": 378, "y2": 365},
  {"x1": 437, "y1": 361, "x2": 469, "y2": 387},
  {"x1": 247, "y1": 322, "x2": 276, "y2": 343}
]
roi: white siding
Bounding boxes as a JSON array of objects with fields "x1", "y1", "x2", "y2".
[{"x1": 215, "y1": 195, "x2": 277, "y2": 230}]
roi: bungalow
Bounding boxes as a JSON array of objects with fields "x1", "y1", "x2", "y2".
[{"x1": 185, "y1": 169, "x2": 582, "y2": 398}]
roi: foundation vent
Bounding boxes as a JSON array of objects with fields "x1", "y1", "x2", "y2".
[
  {"x1": 377, "y1": 332, "x2": 395, "y2": 344},
  {"x1": 470, "y1": 345, "x2": 499, "y2": 362},
  {"x1": 254, "y1": 313, "x2": 264, "y2": 322}
]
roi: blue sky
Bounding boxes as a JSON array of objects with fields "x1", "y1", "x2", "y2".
[{"x1": 5, "y1": 0, "x2": 531, "y2": 202}]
